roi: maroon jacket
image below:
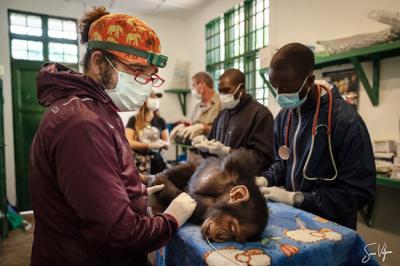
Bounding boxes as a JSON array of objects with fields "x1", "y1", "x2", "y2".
[{"x1": 30, "y1": 63, "x2": 178, "y2": 266}]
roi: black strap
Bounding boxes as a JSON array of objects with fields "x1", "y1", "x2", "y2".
[{"x1": 87, "y1": 41, "x2": 168, "y2": 68}]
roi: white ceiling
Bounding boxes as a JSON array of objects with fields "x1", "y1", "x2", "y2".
[{"x1": 63, "y1": 0, "x2": 211, "y2": 16}]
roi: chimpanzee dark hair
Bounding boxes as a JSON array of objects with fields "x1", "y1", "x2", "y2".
[
  {"x1": 216, "y1": 182, "x2": 268, "y2": 241},
  {"x1": 270, "y1": 43, "x2": 315, "y2": 78},
  {"x1": 223, "y1": 148, "x2": 262, "y2": 180},
  {"x1": 79, "y1": 6, "x2": 111, "y2": 73},
  {"x1": 219, "y1": 149, "x2": 268, "y2": 240}
]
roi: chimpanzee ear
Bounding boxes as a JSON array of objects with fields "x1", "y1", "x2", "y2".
[{"x1": 229, "y1": 185, "x2": 250, "y2": 204}]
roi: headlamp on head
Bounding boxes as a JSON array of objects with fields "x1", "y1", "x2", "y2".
[{"x1": 87, "y1": 41, "x2": 168, "y2": 68}]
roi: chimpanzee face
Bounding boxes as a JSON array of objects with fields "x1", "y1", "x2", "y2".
[
  {"x1": 200, "y1": 185, "x2": 264, "y2": 242},
  {"x1": 201, "y1": 212, "x2": 244, "y2": 242}
]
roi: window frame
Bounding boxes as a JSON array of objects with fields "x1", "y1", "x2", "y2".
[
  {"x1": 205, "y1": 0, "x2": 270, "y2": 106},
  {"x1": 8, "y1": 9, "x2": 79, "y2": 66}
]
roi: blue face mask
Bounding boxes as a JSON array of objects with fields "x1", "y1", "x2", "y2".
[{"x1": 275, "y1": 76, "x2": 311, "y2": 109}]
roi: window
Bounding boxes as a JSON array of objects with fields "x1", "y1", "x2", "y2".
[
  {"x1": 206, "y1": 0, "x2": 270, "y2": 105},
  {"x1": 48, "y1": 18, "x2": 78, "y2": 40},
  {"x1": 11, "y1": 39, "x2": 43, "y2": 61},
  {"x1": 9, "y1": 10, "x2": 78, "y2": 64},
  {"x1": 49, "y1": 42, "x2": 78, "y2": 63},
  {"x1": 10, "y1": 13, "x2": 42, "y2": 36}
]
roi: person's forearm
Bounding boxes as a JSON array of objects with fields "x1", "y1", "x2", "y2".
[
  {"x1": 161, "y1": 129, "x2": 170, "y2": 150},
  {"x1": 261, "y1": 161, "x2": 285, "y2": 187},
  {"x1": 203, "y1": 124, "x2": 212, "y2": 135},
  {"x1": 129, "y1": 140, "x2": 149, "y2": 150}
]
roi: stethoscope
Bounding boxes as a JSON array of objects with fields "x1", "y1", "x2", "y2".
[{"x1": 278, "y1": 84, "x2": 338, "y2": 181}]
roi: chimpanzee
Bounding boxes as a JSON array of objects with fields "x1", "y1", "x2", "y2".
[{"x1": 148, "y1": 149, "x2": 269, "y2": 243}]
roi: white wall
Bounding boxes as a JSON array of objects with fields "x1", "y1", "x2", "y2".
[
  {"x1": 184, "y1": 0, "x2": 244, "y2": 114},
  {"x1": 1, "y1": 0, "x2": 400, "y2": 206},
  {"x1": 270, "y1": 0, "x2": 400, "y2": 142},
  {"x1": 188, "y1": 0, "x2": 400, "y2": 142},
  {"x1": 0, "y1": 0, "x2": 189, "y2": 205}
]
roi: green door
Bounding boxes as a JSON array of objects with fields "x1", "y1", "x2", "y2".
[
  {"x1": 11, "y1": 60, "x2": 44, "y2": 211},
  {"x1": 0, "y1": 78, "x2": 8, "y2": 240}
]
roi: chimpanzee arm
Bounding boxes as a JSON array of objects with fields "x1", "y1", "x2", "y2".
[
  {"x1": 155, "y1": 163, "x2": 196, "y2": 190},
  {"x1": 149, "y1": 163, "x2": 196, "y2": 209}
]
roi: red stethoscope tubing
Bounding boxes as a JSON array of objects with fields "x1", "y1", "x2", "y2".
[
  {"x1": 283, "y1": 84, "x2": 333, "y2": 147},
  {"x1": 281, "y1": 84, "x2": 338, "y2": 181}
]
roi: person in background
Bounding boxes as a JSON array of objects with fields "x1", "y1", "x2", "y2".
[
  {"x1": 125, "y1": 92, "x2": 169, "y2": 174},
  {"x1": 256, "y1": 43, "x2": 375, "y2": 229},
  {"x1": 171, "y1": 71, "x2": 221, "y2": 140},
  {"x1": 29, "y1": 7, "x2": 196, "y2": 266},
  {"x1": 193, "y1": 69, "x2": 274, "y2": 172}
]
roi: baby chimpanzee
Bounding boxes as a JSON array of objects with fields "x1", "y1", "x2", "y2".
[{"x1": 148, "y1": 149, "x2": 269, "y2": 243}]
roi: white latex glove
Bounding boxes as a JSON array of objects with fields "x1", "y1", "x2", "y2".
[
  {"x1": 164, "y1": 192, "x2": 197, "y2": 227},
  {"x1": 260, "y1": 186, "x2": 295, "y2": 206},
  {"x1": 192, "y1": 136, "x2": 213, "y2": 152},
  {"x1": 147, "y1": 184, "x2": 165, "y2": 207},
  {"x1": 191, "y1": 135, "x2": 208, "y2": 146},
  {"x1": 181, "y1": 124, "x2": 205, "y2": 139},
  {"x1": 148, "y1": 140, "x2": 165, "y2": 151},
  {"x1": 207, "y1": 140, "x2": 231, "y2": 157},
  {"x1": 170, "y1": 123, "x2": 186, "y2": 140},
  {"x1": 255, "y1": 176, "x2": 268, "y2": 187}
]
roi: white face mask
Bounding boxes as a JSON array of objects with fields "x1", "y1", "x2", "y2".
[
  {"x1": 146, "y1": 98, "x2": 160, "y2": 111},
  {"x1": 191, "y1": 88, "x2": 202, "y2": 99},
  {"x1": 104, "y1": 57, "x2": 152, "y2": 112},
  {"x1": 220, "y1": 83, "x2": 243, "y2": 110}
]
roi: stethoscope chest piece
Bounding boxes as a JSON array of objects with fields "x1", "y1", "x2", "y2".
[{"x1": 278, "y1": 145, "x2": 290, "y2": 160}]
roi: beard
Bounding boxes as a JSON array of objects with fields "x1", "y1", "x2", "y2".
[{"x1": 99, "y1": 63, "x2": 116, "y2": 90}]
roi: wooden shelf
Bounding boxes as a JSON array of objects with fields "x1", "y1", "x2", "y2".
[
  {"x1": 376, "y1": 174, "x2": 400, "y2": 189},
  {"x1": 260, "y1": 40, "x2": 400, "y2": 106},
  {"x1": 314, "y1": 40, "x2": 400, "y2": 68},
  {"x1": 315, "y1": 39, "x2": 400, "y2": 106},
  {"x1": 164, "y1": 88, "x2": 190, "y2": 116}
]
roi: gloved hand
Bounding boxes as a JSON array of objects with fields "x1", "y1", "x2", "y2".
[
  {"x1": 255, "y1": 176, "x2": 268, "y2": 187},
  {"x1": 181, "y1": 124, "x2": 205, "y2": 139},
  {"x1": 192, "y1": 136, "x2": 213, "y2": 152},
  {"x1": 191, "y1": 135, "x2": 208, "y2": 146},
  {"x1": 164, "y1": 192, "x2": 197, "y2": 227},
  {"x1": 260, "y1": 186, "x2": 295, "y2": 206},
  {"x1": 147, "y1": 184, "x2": 164, "y2": 207},
  {"x1": 148, "y1": 140, "x2": 165, "y2": 151},
  {"x1": 170, "y1": 123, "x2": 186, "y2": 140},
  {"x1": 207, "y1": 140, "x2": 231, "y2": 157}
]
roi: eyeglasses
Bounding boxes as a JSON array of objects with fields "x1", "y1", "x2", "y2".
[{"x1": 112, "y1": 56, "x2": 165, "y2": 87}]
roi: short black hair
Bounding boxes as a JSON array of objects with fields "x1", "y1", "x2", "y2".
[
  {"x1": 220, "y1": 69, "x2": 245, "y2": 87},
  {"x1": 270, "y1": 43, "x2": 315, "y2": 77}
]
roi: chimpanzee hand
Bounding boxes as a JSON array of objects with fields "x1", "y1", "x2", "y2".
[
  {"x1": 164, "y1": 192, "x2": 197, "y2": 227},
  {"x1": 147, "y1": 184, "x2": 165, "y2": 207},
  {"x1": 260, "y1": 186, "x2": 295, "y2": 206}
]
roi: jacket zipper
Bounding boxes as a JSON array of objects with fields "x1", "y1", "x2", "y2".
[{"x1": 290, "y1": 107, "x2": 302, "y2": 192}]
